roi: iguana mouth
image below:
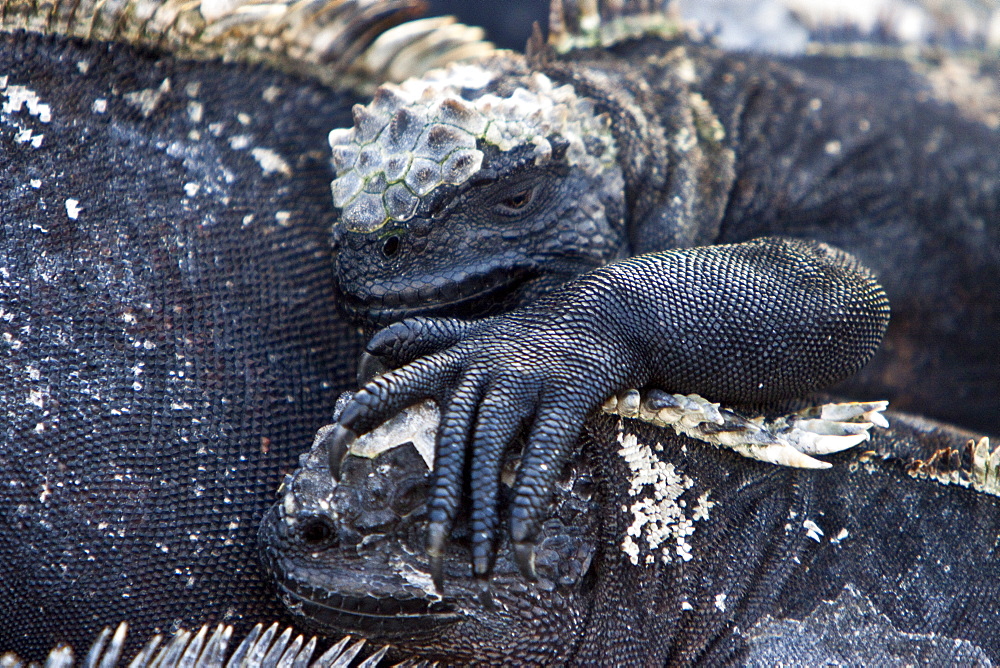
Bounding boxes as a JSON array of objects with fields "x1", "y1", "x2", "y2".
[
  {"x1": 341, "y1": 265, "x2": 537, "y2": 324},
  {"x1": 274, "y1": 580, "x2": 460, "y2": 635}
]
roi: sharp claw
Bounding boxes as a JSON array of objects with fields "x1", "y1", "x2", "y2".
[
  {"x1": 734, "y1": 442, "x2": 833, "y2": 469},
  {"x1": 799, "y1": 432, "x2": 870, "y2": 455},
  {"x1": 816, "y1": 400, "x2": 889, "y2": 422},
  {"x1": 430, "y1": 555, "x2": 444, "y2": 594},
  {"x1": 471, "y1": 531, "x2": 493, "y2": 577},
  {"x1": 326, "y1": 424, "x2": 356, "y2": 481},
  {"x1": 794, "y1": 418, "x2": 870, "y2": 436},
  {"x1": 427, "y1": 523, "x2": 448, "y2": 593},
  {"x1": 356, "y1": 352, "x2": 389, "y2": 386},
  {"x1": 473, "y1": 554, "x2": 490, "y2": 577},
  {"x1": 866, "y1": 410, "x2": 890, "y2": 429},
  {"x1": 513, "y1": 541, "x2": 537, "y2": 581}
]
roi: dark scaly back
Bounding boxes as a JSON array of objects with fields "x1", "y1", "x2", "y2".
[
  {"x1": 541, "y1": 2, "x2": 1000, "y2": 433},
  {"x1": 0, "y1": 0, "x2": 497, "y2": 658},
  {"x1": 0, "y1": 31, "x2": 364, "y2": 660}
]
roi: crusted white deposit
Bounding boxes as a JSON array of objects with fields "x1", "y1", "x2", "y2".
[
  {"x1": 616, "y1": 424, "x2": 713, "y2": 566},
  {"x1": 348, "y1": 399, "x2": 439, "y2": 469},
  {"x1": 328, "y1": 62, "x2": 619, "y2": 232}
]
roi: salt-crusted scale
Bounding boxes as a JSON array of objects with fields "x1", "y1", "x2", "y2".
[{"x1": 328, "y1": 62, "x2": 618, "y2": 233}]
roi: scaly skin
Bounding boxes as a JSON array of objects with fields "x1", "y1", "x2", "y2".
[
  {"x1": 327, "y1": 25, "x2": 999, "y2": 577},
  {"x1": 2, "y1": 0, "x2": 998, "y2": 662},
  {"x1": 264, "y1": 400, "x2": 1000, "y2": 664},
  {"x1": 331, "y1": 238, "x2": 888, "y2": 579}
]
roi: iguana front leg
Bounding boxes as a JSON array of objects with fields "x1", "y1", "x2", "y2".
[{"x1": 327, "y1": 237, "x2": 890, "y2": 581}]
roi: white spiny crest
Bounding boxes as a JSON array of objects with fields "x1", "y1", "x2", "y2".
[
  {"x1": 328, "y1": 61, "x2": 618, "y2": 232},
  {"x1": 905, "y1": 436, "x2": 1000, "y2": 497},
  {"x1": 1, "y1": 622, "x2": 399, "y2": 668},
  {"x1": 547, "y1": 0, "x2": 683, "y2": 53},
  {"x1": 0, "y1": 0, "x2": 492, "y2": 88},
  {"x1": 603, "y1": 390, "x2": 889, "y2": 469}
]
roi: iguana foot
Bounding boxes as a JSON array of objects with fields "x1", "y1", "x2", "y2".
[
  {"x1": 601, "y1": 389, "x2": 889, "y2": 469},
  {"x1": 330, "y1": 240, "x2": 889, "y2": 583}
]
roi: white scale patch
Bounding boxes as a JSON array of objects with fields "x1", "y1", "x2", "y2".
[
  {"x1": 390, "y1": 556, "x2": 442, "y2": 601},
  {"x1": 1, "y1": 77, "x2": 52, "y2": 151},
  {"x1": 250, "y1": 147, "x2": 292, "y2": 176},
  {"x1": 349, "y1": 400, "x2": 438, "y2": 469},
  {"x1": 65, "y1": 199, "x2": 82, "y2": 220},
  {"x1": 1, "y1": 82, "x2": 52, "y2": 122},
  {"x1": 617, "y1": 424, "x2": 716, "y2": 566},
  {"x1": 123, "y1": 78, "x2": 171, "y2": 118},
  {"x1": 803, "y1": 519, "x2": 824, "y2": 542},
  {"x1": 328, "y1": 62, "x2": 618, "y2": 232}
]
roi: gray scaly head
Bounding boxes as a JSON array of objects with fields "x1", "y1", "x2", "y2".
[{"x1": 329, "y1": 54, "x2": 628, "y2": 324}]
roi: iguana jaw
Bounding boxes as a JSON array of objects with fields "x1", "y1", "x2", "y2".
[
  {"x1": 258, "y1": 447, "x2": 467, "y2": 643},
  {"x1": 268, "y1": 566, "x2": 461, "y2": 638},
  {"x1": 339, "y1": 263, "x2": 539, "y2": 324}
]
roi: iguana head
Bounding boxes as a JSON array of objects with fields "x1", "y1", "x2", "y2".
[
  {"x1": 329, "y1": 55, "x2": 628, "y2": 325},
  {"x1": 260, "y1": 401, "x2": 600, "y2": 663},
  {"x1": 260, "y1": 402, "x2": 808, "y2": 663}
]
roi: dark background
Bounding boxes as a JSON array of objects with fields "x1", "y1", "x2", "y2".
[{"x1": 426, "y1": 0, "x2": 547, "y2": 50}]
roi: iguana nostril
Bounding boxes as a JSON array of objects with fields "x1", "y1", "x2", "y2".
[{"x1": 382, "y1": 235, "x2": 401, "y2": 258}]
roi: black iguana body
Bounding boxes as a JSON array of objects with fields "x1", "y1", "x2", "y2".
[
  {"x1": 0, "y1": 29, "x2": 366, "y2": 661},
  {"x1": 264, "y1": 396, "x2": 1000, "y2": 665},
  {"x1": 2, "y1": 0, "x2": 999, "y2": 663},
  {"x1": 326, "y1": 1, "x2": 1000, "y2": 578},
  {"x1": 0, "y1": 1, "x2": 503, "y2": 660}
]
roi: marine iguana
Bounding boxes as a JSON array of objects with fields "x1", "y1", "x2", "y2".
[
  {"x1": 264, "y1": 393, "x2": 1000, "y2": 665},
  {"x1": 324, "y1": 0, "x2": 1000, "y2": 580},
  {"x1": 0, "y1": 4, "x2": 495, "y2": 660},
  {"x1": 1, "y1": 0, "x2": 998, "y2": 663}
]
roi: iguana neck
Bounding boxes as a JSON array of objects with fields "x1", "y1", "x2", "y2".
[
  {"x1": 539, "y1": 35, "x2": 739, "y2": 254},
  {"x1": 572, "y1": 415, "x2": 815, "y2": 664}
]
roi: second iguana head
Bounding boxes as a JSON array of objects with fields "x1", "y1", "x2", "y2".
[{"x1": 329, "y1": 52, "x2": 628, "y2": 323}]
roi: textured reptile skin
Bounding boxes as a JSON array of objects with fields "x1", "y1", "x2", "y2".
[
  {"x1": 265, "y1": 400, "x2": 1000, "y2": 664},
  {"x1": 3, "y1": 0, "x2": 998, "y2": 662},
  {"x1": 333, "y1": 238, "x2": 888, "y2": 576},
  {"x1": 327, "y1": 19, "x2": 998, "y2": 580},
  {"x1": 0, "y1": 32, "x2": 364, "y2": 660}
]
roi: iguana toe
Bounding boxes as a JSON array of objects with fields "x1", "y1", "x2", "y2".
[
  {"x1": 326, "y1": 425, "x2": 357, "y2": 482},
  {"x1": 469, "y1": 390, "x2": 532, "y2": 576}
]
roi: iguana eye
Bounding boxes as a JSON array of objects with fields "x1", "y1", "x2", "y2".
[
  {"x1": 381, "y1": 235, "x2": 401, "y2": 258},
  {"x1": 495, "y1": 186, "x2": 536, "y2": 215},
  {"x1": 299, "y1": 517, "x2": 337, "y2": 548}
]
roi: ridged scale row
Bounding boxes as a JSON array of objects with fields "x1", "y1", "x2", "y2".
[{"x1": 328, "y1": 63, "x2": 618, "y2": 232}]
